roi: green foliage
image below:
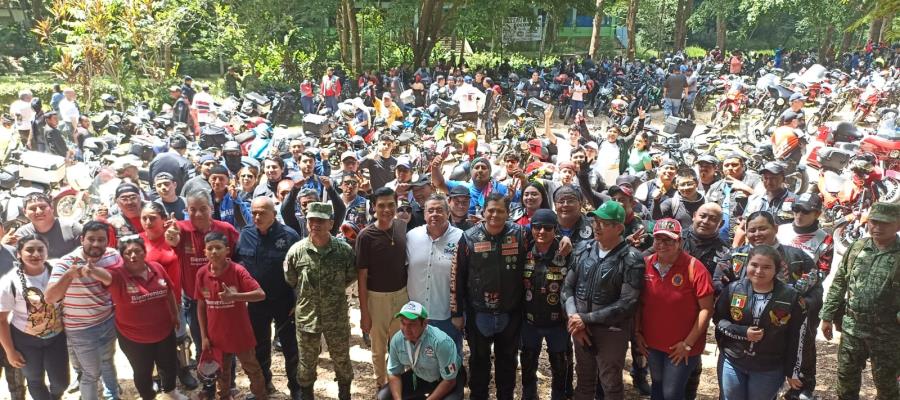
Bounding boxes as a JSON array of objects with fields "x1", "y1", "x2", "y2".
[{"x1": 684, "y1": 46, "x2": 707, "y2": 58}]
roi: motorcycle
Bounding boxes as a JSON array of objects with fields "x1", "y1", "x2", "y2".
[{"x1": 711, "y1": 80, "x2": 749, "y2": 132}]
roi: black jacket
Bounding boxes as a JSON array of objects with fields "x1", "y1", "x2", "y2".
[
  {"x1": 681, "y1": 228, "x2": 731, "y2": 276},
  {"x1": 562, "y1": 239, "x2": 644, "y2": 328},
  {"x1": 234, "y1": 221, "x2": 300, "y2": 301},
  {"x1": 714, "y1": 278, "x2": 806, "y2": 377},
  {"x1": 453, "y1": 222, "x2": 528, "y2": 316},
  {"x1": 523, "y1": 239, "x2": 570, "y2": 327},
  {"x1": 714, "y1": 244, "x2": 822, "y2": 311}
]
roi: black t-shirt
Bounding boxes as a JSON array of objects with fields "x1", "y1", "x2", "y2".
[
  {"x1": 663, "y1": 74, "x2": 688, "y2": 99},
  {"x1": 360, "y1": 156, "x2": 397, "y2": 191},
  {"x1": 156, "y1": 197, "x2": 187, "y2": 221},
  {"x1": 149, "y1": 151, "x2": 194, "y2": 196},
  {"x1": 16, "y1": 219, "x2": 82, "y2": 259}
]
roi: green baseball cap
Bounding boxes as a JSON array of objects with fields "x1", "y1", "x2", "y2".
[
  {"x1": 306, "y1": 202, "x2": 334, "y2": 220},
  {"x1": 591, "y1": 201, "x2": 625, "y2": 224},
  {"x1": 395, "y1": 301, "x2": 428, "y2": 320},
  {"x1": 868, "y1": 202, "x2": 900, "y2": 223}
]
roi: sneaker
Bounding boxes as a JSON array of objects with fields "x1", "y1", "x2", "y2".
[{"x1": 160, "y1": 389, "x2": 189, "y2": 400}]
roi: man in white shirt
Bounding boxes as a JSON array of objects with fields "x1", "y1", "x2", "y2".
[
  {"x1": 57, "y1": 88, "x2": 80, "y2": 139},
  {"x1": 9, "y1": 89, "x2": 34, "y2": 137},
  {"x1": 405, "y1": 194, "x2": 464, "y2": 353},
  {"x1": 452, "y1": 76, "x2": 485, "y2": 123}
]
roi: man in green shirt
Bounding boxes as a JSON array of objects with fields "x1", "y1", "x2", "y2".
[
  {"x1": 820, "y1": 202, "x2": 900, "y2": 400},
  {"x1": 285, "y1": 202, "x2": 357, "y2": 400},
  {"x1": 377, "y1": 301, "x2": 465, "y2": 400}
]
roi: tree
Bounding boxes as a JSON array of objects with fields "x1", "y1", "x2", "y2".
[
  {"x1": 589, "y1": 0, "x2": 606, "y2": 57},
  {"x1": 626, "y1": 0, "x2": 639, "y2": 59}
]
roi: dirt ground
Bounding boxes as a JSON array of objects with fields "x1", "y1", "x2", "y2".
[{"x1": 54, "y1": 107, "x2": 882, "y2": 400}]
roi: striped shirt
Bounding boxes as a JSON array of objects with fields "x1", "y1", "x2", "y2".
[{"x1": 49, "y1": 247, "x2": 122, "y2": 331}]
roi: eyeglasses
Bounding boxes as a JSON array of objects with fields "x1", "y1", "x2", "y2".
[
  {"x1": 532, "y1": 224, "x2": 555, "y2": 232},
  {"x1": 397, "y1": 207, "x2": 413, "y2": 213},
  {"x1": 118, "y1": 194, "x2": 140, "y2": 202},
  {"x1": 556, "y1": 198, "x2": 580, "y2": 206},
  {"x1": 342, "y1": 180, "x2": 359, "y2": 186}
]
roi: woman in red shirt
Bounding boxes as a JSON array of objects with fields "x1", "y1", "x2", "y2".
[
  {"x1": 93, "y1": 236, "x2": 187, "y2": 400},
  {"x1": 636, "y1": 219, "x2": 714, "y2": 399},
  {"x1": 140, "y1": 202, "x2": 182, "y2": 302},
  {"x1": 196, "y1": 231, "x2": 267, "y2": 400}
]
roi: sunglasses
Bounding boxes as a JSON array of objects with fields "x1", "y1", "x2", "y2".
[
  {"x1": 343, "y1": 180, "x2": 359, "y2": 186},
  {"x1": 792, "y1": 208, "x2": 817, "y2": 214},
  {"x1": 397, "y1": 207, "x2": 413, "y2": 213},
  {"x1": 532, "y1": 224, "x2": 556, "y2": 232}
]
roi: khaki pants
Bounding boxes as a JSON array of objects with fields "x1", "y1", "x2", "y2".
[
  {"x1": 219, "y1": 349, "x2": 267, "y2": 400},
  {"x1": 368, "y1": 288, "x2": 408, "y2": 385}
]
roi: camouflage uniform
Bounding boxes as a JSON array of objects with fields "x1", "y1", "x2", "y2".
[
  {"x1": 284, "y1": 203, "x2": 357, "y2": 395},
  {"x1": 820, "y1": 202, "x2": 900, "y2": 400}
]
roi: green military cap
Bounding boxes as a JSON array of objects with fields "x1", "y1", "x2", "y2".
[
  {"x1": 591, "y1": 201, "x2": 625, "y2": 224},
  {"x1": 306, "y1": 202, "x2": 334, "y2": 220},
  {"x1": 868, "y1": 202, "x2": 900, "y2": 223}
]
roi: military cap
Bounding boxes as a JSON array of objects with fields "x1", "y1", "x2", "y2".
[
  {"x1": 868, "y1": 202, "x2": 899, "y2": 223},
  {"x1": 306, "y1": 202, "x2": 334, "y2": 220}
]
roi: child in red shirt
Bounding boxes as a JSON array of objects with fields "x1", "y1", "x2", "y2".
[{"x1": 196, "y1": 231, "x2": 268, "y2": 400}]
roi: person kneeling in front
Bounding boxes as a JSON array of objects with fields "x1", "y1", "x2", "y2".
[{"x1": 377, "y1": 301, "x2": 466, "y2": 400}]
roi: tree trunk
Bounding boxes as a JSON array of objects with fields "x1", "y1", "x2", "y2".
[
  {"x1": 869, "y1": 17, "x2": 883, "y2": 43},
  {"x1": 626, "y1": 0, "x2": 639, "y2": 60},
  {"x1": 715, "y1": 11, "x2": 726, "y2": 50},
  {"x1": 413, "y1": 0, "x2": 445, "y2": 68},
  {"x1": 673, "y1": 0, "x2": 687, "y2": 51},
  {"x1": 589, "y1": 0, "x2": 605, "y2": 58},
  {"x1": 820, "y1": 25, "x2": 835, "y2": 64},
  {"x1": 30, "y1": 0, "x2": 42, "y2": 22},
  {"x1": 880, "y1": 13, "x2": 893, "y2": 42},
  {"x1": 344, "y1": 0, "x2": 362, "y2": 74},
  {"x1": 337, "y1": 5, "x2": 350, "y2": 67}
]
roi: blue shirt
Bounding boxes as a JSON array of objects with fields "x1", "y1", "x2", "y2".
[
  {"x1": 446, "y1": 179, "x2": 517, "y2": 214},
  {"x1": 387, "y1": 325, "x2": 461, "y2": 383},
  {"x1": 234, "y1": 221, "x2": 300, "y2": 300}
]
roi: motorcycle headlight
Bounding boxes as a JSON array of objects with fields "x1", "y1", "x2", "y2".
[
  {"x1": 776, "y1": 98, "x2": 785, "y2": 106},
  {"x1": 890, "y1": 150, "x2": 900, "y2": 159}
]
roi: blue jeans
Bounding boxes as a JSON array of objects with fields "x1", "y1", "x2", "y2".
[
  {"x1": 664, "y1": 98, "x2": 683, "y2": 117},
  {"x1": 720, "y1": 355, "x2": 785, "y2": 400},
  {"x1": 300, "y1": 96, "x2": 315, "y2": 114},
  {"x1": 65, "y1": 317, "x2": 119, "y2": 400},
  {"x1": 324, "y1": 96, "x2": 338, "y2": 113},
  {"x1": 428, "y1": 318, "x2": 464, "y2": 357},
  {"x1": 647, "y1": 348, "x2": 699, "y2": 400},
  {"x1": 569, "y1": 100, "x2": 584, "y2": 119}
]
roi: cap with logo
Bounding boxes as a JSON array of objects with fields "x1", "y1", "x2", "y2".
[
  {"x1": 395, "y1": 301, "x2": 429, "y2": 320},
  {"x1": 792, "y1": 192, "x2": 823, "y2": 212},
  {"x1": 653, "y1": 218, "x2": 683, "y2": 239},
  {"x1": 306, "y1": 202, "x2": 334, "y2": 220},
  {"x1": 591, "y1": 201, "x2": 625, "y2": 224}
]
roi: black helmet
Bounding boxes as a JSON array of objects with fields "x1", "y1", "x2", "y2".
[
  {"x1": 372, "y1": 116, "x2": 386, "y2": 128},
  {"x1": 350, "y1": 136, "x2": 365, "y2": 150},
  {"x1": 390, "y1": 121, "x2": 404, "y2": 135},
  {"x1": 30, "y1": 98, "x2": 42, "y2": 112}
]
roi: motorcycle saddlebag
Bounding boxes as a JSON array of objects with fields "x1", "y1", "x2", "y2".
[
  {"x1": 199, "y1": 125, "x2": 232, "y2": 150},
  {"x1": 302, "y1": 114, "x2": 332, "y2": 137},
  {"x1": 526, "y1": 97, "x2": 551, "y2": 117},
  {"x1": 663, "y1": 116, "x2": 696, "y2": 138},
  {"x1": 816, "y1": 147, "x2": 853, "y2": 171},
  {"x1": 0, "y1": 165, "x2": 19, "y2": 190},
  {"x1": 20, "y1": 151, "x2": 66, "y2": 185},
  {"x1": 130, "y1": 136, "x2": 158, "y2": 162}
]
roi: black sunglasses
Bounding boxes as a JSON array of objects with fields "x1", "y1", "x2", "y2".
[{"x1": 532, "y1": 224, "x2": 556, "y2": 232}]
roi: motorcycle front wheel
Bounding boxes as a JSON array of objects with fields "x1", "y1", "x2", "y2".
[
  {"x1": 711, "y1": 110, "x2": 733, "y2": 132},
  {"x1": 785, "y1": 169, "x2": 810, "y2": 194}
]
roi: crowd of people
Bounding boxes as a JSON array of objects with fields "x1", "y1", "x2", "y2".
[{"x1": 0, "y1": 45, "x2": 898, "y2": 400}]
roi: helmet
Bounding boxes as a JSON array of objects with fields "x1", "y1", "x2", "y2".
[
  {"x1": 427, "y1": 104, "x2": 440, "y2": 116},
  {"x1": 100, "y1": 93, "x2": 117, "y2": 106},
  {"x1": 372, "y1": 116, "x2": 386, "y2": 128},
  {"x1": 30, "y1": 98, "x2": 42, "y2": 112},
  {"x1": 222, "y1": 141, "x2": 241, "y2": 153},
  {"x1": 350, "y1": 136, "x2": 366, "y2": 150},
  {"x1": 390, "y1": 121, "x2": 404, "y2": 135}
]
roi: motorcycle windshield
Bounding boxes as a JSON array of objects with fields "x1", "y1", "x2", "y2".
[
  {"x1": 756, "y1": 74, "x2": 781, "y2": 91},
  {"x1": 796, "y1": 64, "x2": 826, "y2": 84},
  {"x1": 876, "y1": 114, "x2": 900, "y2": 140}
]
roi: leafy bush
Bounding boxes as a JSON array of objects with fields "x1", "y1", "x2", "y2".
[{"x1": 684, "y1": 46, "x2": 707, "y2": 58}]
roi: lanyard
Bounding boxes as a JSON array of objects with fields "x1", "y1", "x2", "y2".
[{"x1": 405, "y1": 339, "x2": 423, "y2": 390}]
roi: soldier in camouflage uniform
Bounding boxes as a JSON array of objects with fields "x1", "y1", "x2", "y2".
[
  {"x1": 820, "y1": 202, "x2": 900, "y2": 400},
  {"x1": 284, "y1": 202, "x2": 357, "y2": 400}
]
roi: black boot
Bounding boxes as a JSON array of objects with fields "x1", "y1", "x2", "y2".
[
  {"x1": 177, "y1": 367, "x2": 199, "y2": 391},
  {"x1": 631, "y1": 365, "x2": 651, "y2": 396},
  {"x1": 338, "y1": 382, "x2": 351, "y2": 400},
  {"x1": 298, "y1": 385, "x2": 314, "y2": 400},
  {"x1": 520, "y1": 349, "x2": 541, "y2": 400},
  {"x1": 548, "y1": 351, "x2": 569, "y2": 400}
]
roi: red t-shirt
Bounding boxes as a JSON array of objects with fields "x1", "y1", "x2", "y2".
[
  {"x1": 141, "y1": 232, "x2": 182, "y2": 298},
  {"x1": 640, "y1": 251, "x2": 714, "y2": 357},
  {"x1": 107, "y1": 261, "x2": 176, "y2": 343},
  {"x1": 174, "y1": 220, "x2": 239, "y2": 300},
  {"x1": 194, "y1": 260, "x2": 259, "y2": 354}
]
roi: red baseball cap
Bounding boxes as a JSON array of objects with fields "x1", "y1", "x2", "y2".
[{"x1": 653, "y1": 218, "x2": 682, "y2": 240}]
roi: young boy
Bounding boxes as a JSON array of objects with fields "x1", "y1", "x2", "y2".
[{"x1": 196, "y1": 231, "x2": 268, "y2": 399}]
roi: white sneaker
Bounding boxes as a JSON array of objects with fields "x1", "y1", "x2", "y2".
[{"x1": 160, "y1": 389, "x2": 189, "y2": 400}]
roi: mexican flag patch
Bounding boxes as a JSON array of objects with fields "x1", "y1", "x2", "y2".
[{"x1": 730, "y1": 293, "x2": 747, "y2": 308}]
